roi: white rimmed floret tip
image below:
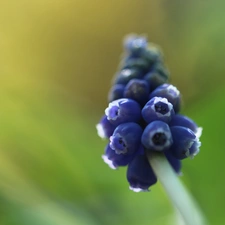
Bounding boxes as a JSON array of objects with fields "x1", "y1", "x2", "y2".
[
  {"x1": 168, "y1": 84, "x2": 180, "y2": 97},
  {"x1": 151, "y1": 97, "x2": 173, "y2": 117},
  {"x1": 109, "y1": 136, "x2": 116, "y2": 150},
  {"x1": 105, "y1": 100, "x2": 121, "y2": 120},
  {"x1": 96, "y1": 123, "x2": 106, "y2": 139},
  {"x1": 195, "y1": 127, "x2": 203, "y2": 139},
  {"x1": 153, "y1": 96, "x2": 169, "y2": 105},
  {"x1": 190, "y1": 140, "x2": 201, "y2": 159},
  {"x1": 102, "y1": 155, "x2": 117, "y2": 170},
  {"x1": 129, "y1": 186, "x2": 149, "y2": 193}
]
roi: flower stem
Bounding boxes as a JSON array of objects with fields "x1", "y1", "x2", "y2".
[{"x1": 147, "y1": 151, "x2": 207, "y2": 225}]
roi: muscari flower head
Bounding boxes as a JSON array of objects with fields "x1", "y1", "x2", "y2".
[{"x1": 96, "y1": 34, "x2": 202, "y2": 192}]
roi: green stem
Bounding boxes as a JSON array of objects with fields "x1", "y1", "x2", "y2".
[{"x1": 147, "y1": 151, "x2": 207, "y2": 225}]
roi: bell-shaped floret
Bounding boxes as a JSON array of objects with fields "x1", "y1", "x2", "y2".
[
  {"x1": 149, "y1": 84, "x2": 181, "y2": 113},
  {"x1": 124, "y1": 79, "x2": 150, "y2": 105},
  {"x1": 141, "y1": 121, "x2": 173, "y2": 152},
  {"x1": 142, "y1": 97, "x2": 175, "y2": 124},
  {"x1": 105, "y1": 98, "x2": 141, "y2": 126},
  {"x1": 169, "y1": 114, "x2": 202, "y2": 138},
  {"x1": 127, "y1": 154, "x2": 157, "y2": 192},
  {"x1": 102, "y1": 144, "x2": 140, "y2": 169},
  {"x1": 109, "y1": 122, "x2": 143, "y2": 155},
  {"x1": 169, "y1": 126, "x2": 201, "y2": 160}
]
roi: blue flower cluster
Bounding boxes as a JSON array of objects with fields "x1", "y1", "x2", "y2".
[{"x1": 96, "y1": 35, "x2": 202, "y2": 192}]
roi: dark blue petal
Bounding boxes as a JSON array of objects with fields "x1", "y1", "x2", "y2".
[
  {"x1": 169, "y1": 126, "x2": 201, "y2": 160},
  {"x1": 141, "y1": 121, "x2": 173, "y2": 152},
  {"x1": 152, "y1": 62, "x2": 170, "y2": 79},
  {"x1": 122, "y1": 57, "x2": 151, "y2": 73},
  {"x1": 105, "y1": 98, "x2": 141, "y2": 126},
  {"x1": 96, "y1": 115, "x2": 116, "y2": 139},
  {"x1": 124, "y1": 79, "x2": 150, "y2": 105},
  {"x1": 114, "y1": 69, "x2": 143, "y2": 85},
  {"x1": 142, "y1": 97, "x2": 175, "y2": 124},
  {"x1": 109, "y1": 122, "x2": 143, "y2": 155},
  {"x1": 144, "y1": 72, "x2": 168, "y2": 91},
  {"x1": 142, "y1": 47, "x2": 162, "y2": 65},
  {"x1": 149, "y1": 84, "x2": 181, "y2": 113},
  {"x1": 164, "y1": 151, "x2": 182, "y2": 174},
  {"x1": 127, "y1": 154, "x2": 157, "y2": 192},
  {"x1": 108, "y1": 84, "x2": 125, "y2": 102},
  {"x1": 144, "y1": 63, "x2": 169, "y2": 90},
  {"x1": 169, "y1": 114, "x2": 202, "y2": 137},
  {"x1": 102, "y1": 144, "x2": 143, "y2": 169}
]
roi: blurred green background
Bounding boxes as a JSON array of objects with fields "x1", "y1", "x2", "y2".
[{"x1": 0, "y1": 1, "x2": 224, "y2": 224}]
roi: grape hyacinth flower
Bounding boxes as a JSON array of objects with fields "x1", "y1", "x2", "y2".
[
  {"x1": 150, "y1": 84, "x2": 181, "y2": 113},
  {"x1": 102, "y1": 144, "x2": 141, "y2": 169},
  {"x1": 124, "y1": 79, "x2": 149, "y2": 105},
  {"x1": 127, "y1": 154, "x2": 157, "y2": 192},
  {"x1": 142, "y1": 97, "x2": 175, "y2": 124},
  {"x1": 170, "y1": 114, "x2": 202, "y2": 138},
  {"x1": 109, "y1": 122, "x2": 142, "y2": 155},
  {"x1": 170, "y1": 126, "x2": 201, "y2": 159},
  {"x1": 141, "y1": 121, "x2": 173, "y2": 151},
  {"x1": 105, "y1": 98, "x2": 141, "y2": 126},
  {"x1": 96, "y1": 35, "x2": 205, "y2": 225},
  {"x1": 144, "y1": 62, "x2": 169, "y2": 90}
]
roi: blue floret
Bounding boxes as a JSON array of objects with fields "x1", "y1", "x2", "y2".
[
  {"x1": 109, "y1": 122, "x2": 143, "y2": 155},
  {"x1": 169, "y1": 126, "x2": 201, "y2": 160},
  {"x1": 114, "y1": 68, "x2": 143, "y2": 85},
  {"x1": 150, "y1": 84, "x2": 181, "y2": 113},
  {"x1": 142, "y1": 97, "x2": 175, "y2": 124},
  {"x1": 169, "y1": 114, "x2": 202, "y2": 138},
  {"x1": 127, "y1": 154, "x2": 157, "y2": 192},
  {"x1": 124, "y1": 79, "x2": 150, "y2": 105},
  {"x1": 102, "y1": 144, "x2": 140, "y2": 169},
  {"x1": 141, "y1": 121, "x2": 173, "y2": 152},
  {"x1": 105, "y1": 98, "x2": 141, "y2": 126}
]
